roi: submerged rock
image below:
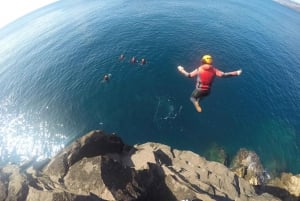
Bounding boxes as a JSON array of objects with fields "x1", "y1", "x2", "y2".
[{"x1": 203, "y1": 143, "x2": 229, "y2": 166}]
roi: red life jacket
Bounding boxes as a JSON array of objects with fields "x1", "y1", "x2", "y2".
[{"x1": 197, "y1": 64, "x2": 217, "y2": 91}]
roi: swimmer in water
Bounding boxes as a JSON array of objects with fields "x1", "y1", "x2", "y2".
[
  {"x1": 141, "y1": 58, "x2": 146, "y2": 65},
  {"x1": 130, "y1": 56, "x2": 137, "y2": 63},
  {"x1": 101, "y1": 74, "x2": 111, "y2": 83},
  {"x1": 119, "y1": 54, "x2": 125, "y2": 60}
]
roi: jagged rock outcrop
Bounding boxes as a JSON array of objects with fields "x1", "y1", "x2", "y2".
[
  {"x1": 230, "y1": 148, "x2": 269, "y2": 186},
  {"x1": 0, "y1": 164, "x2": 29, "y2": 201},
  {"x1": 0, "y1": 130, "x2": 298, "y2": 201}
]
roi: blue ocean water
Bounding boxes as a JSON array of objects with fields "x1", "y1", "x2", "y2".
[{"x1": 0, "y1": 0, "x2": 299, "y2": 174}]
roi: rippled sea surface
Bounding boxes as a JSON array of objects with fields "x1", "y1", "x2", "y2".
[{"x1": 0, "y1": 0, "x2": 300, "y2": 174}]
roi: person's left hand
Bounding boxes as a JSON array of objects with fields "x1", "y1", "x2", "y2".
[{"x1": 236, "y1": 69, "x2": 242, "y2": 75}]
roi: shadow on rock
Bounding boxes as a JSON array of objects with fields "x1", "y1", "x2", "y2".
[
  {"x1": 255, "y1": 185, "x2": 300, "y2": 201},
  {"x1": 67, "y1": 130, "x2": 126, "y2": 166},
  {"x1": 100, "y1": 154, "x2": 177, "y2": 201}
]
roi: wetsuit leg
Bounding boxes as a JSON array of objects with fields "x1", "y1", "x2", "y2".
[
  {"x1": 190, "y1": 89, "x2": 210, "y2": 112},
  {"x1": 190, "y1": 88, "x2": 210, "y2": 101}
]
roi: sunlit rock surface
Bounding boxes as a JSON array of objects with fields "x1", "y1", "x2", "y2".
[{"x1": 266, "y1": 172, "x2": 300, "y2": 200}]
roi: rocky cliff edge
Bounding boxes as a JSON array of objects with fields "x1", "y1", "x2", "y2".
[{"x1": 0, "y1": 130, "x2": 299, "y2": 201}]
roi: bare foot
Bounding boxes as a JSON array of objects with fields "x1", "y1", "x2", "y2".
[{"x1": 193, "y1": 101, "x2": 202, "y2": 112}]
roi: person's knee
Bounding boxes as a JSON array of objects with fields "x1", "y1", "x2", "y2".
[{"x1": 190, "y1": 97, "x2": 196, "y2": 103}]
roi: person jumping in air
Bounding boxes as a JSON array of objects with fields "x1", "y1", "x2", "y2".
[{"x1": 177, "y1": 55, "x2": 242, "y2": 112}]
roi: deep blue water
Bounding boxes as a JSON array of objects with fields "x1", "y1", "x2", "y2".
[{"x1": 0, "y1": 0, "x2": 300, "y2": 174}]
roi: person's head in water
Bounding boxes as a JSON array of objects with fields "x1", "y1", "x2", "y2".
[
  {"x1": 201, "y1": 55, "x2": 213, "y2": 65},
  {"x1": 104, "y1": 74, "x2": 109, "y2": 81},
  {"x1": 131, "y1": 57, "x2": 136, "y2": 63},
  {"x1": 141, "y1": 58, "x2": 146, "y2": 65},
  {"x1": 119, "y1": 54, "x2": 125, "y2": 60},
  {"x1": 101, "y1": 74, "x2": 111, "y2": 83}
]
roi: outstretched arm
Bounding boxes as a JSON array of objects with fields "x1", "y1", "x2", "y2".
[
  {"x1": 177, "y1": 66, "x2": 198, "y2": 78},
  {"x1": 216, "y1": 69, "x2": 242, "y2": 77}
]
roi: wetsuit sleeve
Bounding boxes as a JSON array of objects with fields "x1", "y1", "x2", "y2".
[{"x1": 188, "y1": 69, "x2": 198, "y2": 78}]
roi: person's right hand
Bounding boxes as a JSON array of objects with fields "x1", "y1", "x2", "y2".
[{"x1": 177, "y1": 66, "x2": 184, "y2": 72}]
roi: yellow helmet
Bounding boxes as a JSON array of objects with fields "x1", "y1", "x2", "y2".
[{"x1": 201, "y1": 55, "x2": 213, "y2": 64}]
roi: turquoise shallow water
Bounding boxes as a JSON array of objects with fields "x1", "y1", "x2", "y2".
[{"x1": 0, "y1": 0, "x2": 300, "y2": 174}]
